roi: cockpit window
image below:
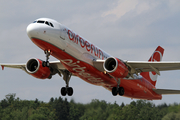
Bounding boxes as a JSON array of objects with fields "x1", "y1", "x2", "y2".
[
  {"x1": 37, "y1": 20, "x2": 45, "y2": 23},
  {"x1": 45, "y1": 21, "x2": 50, "y2": 26},
  {"x1": 49, "y1": 22, "x2": 54, "y2": 27},
  {"x1": 33, "y1": 20, "x2": 54, "y2": 28}
]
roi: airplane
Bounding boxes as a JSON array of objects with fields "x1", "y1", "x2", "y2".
[{"x1": 1, "y1": 18, "x2": 180, "y2": 100}]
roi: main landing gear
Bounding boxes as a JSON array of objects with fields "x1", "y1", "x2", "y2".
[
  {"x1": 42, "y1": 49, "x2": 74, "y2": 96},
  {"x1": 112, "y1": 78, "x2": 124, "y2": 96},
  {"x1": 112, "y1": 87, "x2": 124, "y2": 96},
  {"x1": 60, "y1": 70, "x2": 73, "y2": 96}
]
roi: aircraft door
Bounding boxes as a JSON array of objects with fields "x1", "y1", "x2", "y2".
[{"x1": 60, "y1": 28, "x2": 66, "y2": 40}]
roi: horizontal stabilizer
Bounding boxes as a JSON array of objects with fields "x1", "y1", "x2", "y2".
[{"x1": 152, "y1": 88, "x2": 180, "y2": 95}]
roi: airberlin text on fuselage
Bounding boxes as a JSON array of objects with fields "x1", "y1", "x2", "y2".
[
  {"x1": 67, "y1": 30, "x2": 104, "y2": 60},
  {"x1": 61, "y1": 59, "x2": 103, "y2": 84}
]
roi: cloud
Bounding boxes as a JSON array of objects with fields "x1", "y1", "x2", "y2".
[
  {"x1": 102, "y1": 0, "x2": 138, "y2": 20},
  {"x1": 101, "y1": 1, "x2": 162, "y2": 22}
]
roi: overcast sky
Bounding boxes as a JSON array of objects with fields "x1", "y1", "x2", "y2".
[{"x1": 0, "y1": 0, "x2": 180, "y2": 105}]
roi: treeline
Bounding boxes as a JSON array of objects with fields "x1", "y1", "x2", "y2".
[{"x1": 0, "y1": 94, "x2": 180, "y2": 120}]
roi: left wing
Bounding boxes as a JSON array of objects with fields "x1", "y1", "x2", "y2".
[
  {"x1": 126, "y1": 61, "x2": 180, "y2": 75},
  {"x1": 93, "y1": 60, "x2": 180, "y2": 75},
  {"x1": 152, "y1": 88, "x2": 180, "y2": 95}
]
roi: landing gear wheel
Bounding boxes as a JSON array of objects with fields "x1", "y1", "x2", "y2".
[
  {"x1": 42, "y1": 61, "x2": 46, "y2": 67},
  {"x1": 59, "y1": 70, "x2": 73, "y2": 96},
  {"x1": 61, "y1": 87, "x2": 67, "y2": 96},
  {"x1": 119, "y1": 87, "x2": 124, "y2": 96},
  {"x1": 111, "y1": 78, "x2": 125, "y2": 96},
  {"x1": 67, "y1": 87, "x2": 73, "y2": 96},
  {"x1": 112, "y1": 87, "x2": 118, "y2": 96},
  {"x1": 46, "y1": 61, "x2": 49, "y2": 67},
  {"x1": 42, "y1": 61, "x2": 49, "y2": 67},
  {"x1": 60, "y1": 87, "x2": 73, "y2": 96}
]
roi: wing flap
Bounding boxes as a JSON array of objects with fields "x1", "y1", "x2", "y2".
[{"x1": 153, "y1": 88, "x2": 180, "y2": 95}]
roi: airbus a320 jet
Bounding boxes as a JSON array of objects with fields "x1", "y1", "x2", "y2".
[{"x1": 1, "y1": 18, "x2": 180, "y2": 100}]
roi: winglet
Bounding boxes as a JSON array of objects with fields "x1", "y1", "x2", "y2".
[{"x1": 1, "y1": 65, "x2": 4, "y2": 70}]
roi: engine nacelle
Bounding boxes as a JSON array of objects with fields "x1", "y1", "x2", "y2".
[
  {"x1": 26, "y1": 58, "x2": 51, "y2": 79},
  {"x1": 103, "y1": 57, "x2": 128, "y2": 78}
]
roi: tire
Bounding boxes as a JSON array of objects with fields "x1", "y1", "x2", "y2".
[
  {"x1": 119, "y1": 87, "x2": 124, "y2": 96},
  {"x1": 42, "y1": 61, "x2": 49, "y2": 67},
  {"x1": 67, "y1": 87, "x2": 73, "y2": 96},
  {"x1": 42, "y1": 61, "x2": 46, "y2": 67},
  {"x1": 61, "y1": 87, "x2": 67, "y2": 96},
  {"x1": 112, "y1": 87, "x2": 118, "y2": 96},
  {"x1": 46, "y1": 61, "x2": 49, "y2": 67}
]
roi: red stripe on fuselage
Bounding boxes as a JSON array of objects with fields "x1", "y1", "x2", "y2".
[{"x1": 31, "y1": 38, "x2": 162, "y2": 100}]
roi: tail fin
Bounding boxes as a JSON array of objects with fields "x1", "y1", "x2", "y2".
[{"x1": 140, "y1": 46, "x2": 164, "y2": 86}]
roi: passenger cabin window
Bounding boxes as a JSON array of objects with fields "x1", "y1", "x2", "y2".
[{"x1": 34, "y1": 20, "x2": 54, "y2": 27}]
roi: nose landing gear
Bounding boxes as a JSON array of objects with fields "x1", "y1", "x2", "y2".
[{"x1": 42, "y1": 49, "x2": 51, "y2": 67}]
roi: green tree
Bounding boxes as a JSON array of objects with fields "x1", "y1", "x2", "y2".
[
  {"x1": 69, "y1": 103, "x2": 84, "y2": 120},
  {"x1": 162, "y1": 112, "x2": 176, "y2": 120},
  {"x1": 28, "y1": 114, "x2": 48, "y2": 120},
  {"x1": 80, "y1": 99, "x2": 111, "y2": 120},
  {"x1": 53, "y1": 97, "x2": 70, "y2": 120},
  {"x1": 1, "y1": 99, "x2": 9, "y2": 108},
  {"x1": 5, "y1": 93, "x2": 16, "y2": 104}
]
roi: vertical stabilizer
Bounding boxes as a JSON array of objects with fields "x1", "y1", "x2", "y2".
[{"x1": 140, "y1": 46, "x2": 164, "y2": 86}]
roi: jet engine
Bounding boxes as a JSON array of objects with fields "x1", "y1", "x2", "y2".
[
  {"x1": 26, "y1": 58, "x2": 51, "y2": 79},
  {"x1": 103, "y1": 57, "x2": 128, "y2": 78}
]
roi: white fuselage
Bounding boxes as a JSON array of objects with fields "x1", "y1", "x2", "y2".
[{"x1": 27, "y1": 18, "x2": 111, "y2": 66}]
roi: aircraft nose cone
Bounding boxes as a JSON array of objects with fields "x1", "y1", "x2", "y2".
[{"x1": 26, "y1": 23, "x2": 39, "y2": 38}]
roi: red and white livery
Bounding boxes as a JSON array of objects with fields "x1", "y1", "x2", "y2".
[{"x1": 1, "y1": 18, "x2": 180, "y2": 100}]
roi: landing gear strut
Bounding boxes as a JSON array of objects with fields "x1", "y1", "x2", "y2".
[
  {"x1": 42, "y1": 50, "x2": 74, "y2": 96},
  {"x1": 60, "y1": 70, "x2": 73, "y2": 96},
  {"x1": 42, "y1": 50, "x2": 51, "y2": 67},
  {"x1": 112, "y1": 78, "x2": 124, "y2": 96}
]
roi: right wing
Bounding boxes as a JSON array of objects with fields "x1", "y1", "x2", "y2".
[
  {"x1": 1, "y1": 61, "x2": 66, "y2": 71},
  {"x1": 1, "y1": 63, "x2": 26, "y2": 70}
]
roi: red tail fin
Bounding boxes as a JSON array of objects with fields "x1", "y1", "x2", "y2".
[{"x1": 140, "y1": 46, "x2": 164, "y2": 86}]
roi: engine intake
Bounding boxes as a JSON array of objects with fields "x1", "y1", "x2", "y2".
[
  {"x1": 26, "y1": 58, "x2": 51, "y2": 79},
  {"x1": 103, "y1": 57, "x2": 128, "y2": 78}
]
